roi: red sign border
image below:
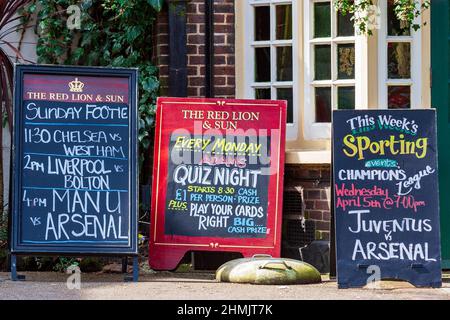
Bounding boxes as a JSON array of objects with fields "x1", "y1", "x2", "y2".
[{"x1": 149, "y1": 97, "x2": 286, "y2": 270}]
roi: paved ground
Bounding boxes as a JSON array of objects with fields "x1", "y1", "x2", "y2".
[{"x1": 1, "y1": 271, "x2": 450, "y2": 300}]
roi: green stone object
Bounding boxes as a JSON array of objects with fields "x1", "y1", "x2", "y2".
[{"x1": 216, "y1": 256, "x2": 322, "y2": 285}]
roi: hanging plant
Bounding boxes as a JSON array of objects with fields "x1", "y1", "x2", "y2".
[
  {"x1": 393, "y1": 0, "x2": 430, "y2": 31},
  {"x1": 335, "y1": 0, "x2": 430, "y2": 35}
]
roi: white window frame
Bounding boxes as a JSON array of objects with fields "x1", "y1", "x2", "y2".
[
  {"x1": 303, "y1": 0, "x2": 364, "y2": 140},
  {"x1": 378, "y1": 0, "x2": 422, "y2": 109},
  {"x1": 244, "y1": 0, "x2": 299, "y2": 141}
]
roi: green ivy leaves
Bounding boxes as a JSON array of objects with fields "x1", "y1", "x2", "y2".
[
  {"x1": 147, "y1": 0, "x2": 165, "y2": 12},
  {"x1": 393, "y1": 0, "x2": 430, "y2": 32},
  {"x1": 26, "y1": 0, "x2": 161, "y2": 173},
  {"x1": 334, "y1": 0, "x2": 430, "y2": 35}
]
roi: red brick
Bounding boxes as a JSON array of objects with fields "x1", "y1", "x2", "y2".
[
  {"x1": 187, "y1": 3, "x2": 199, "y2": 13},
  {"x1": 157, "y1": 45, "x2": 169, "y2": 55},
  {"x1": 226, "y1": 76, "x2": 235, "y2": 86},
  {"x1": 318, "y1": 231, "x2": 330, "y2": 240},
  {"x1": 157, "y1": 13, "x2": 168, "y2": 24},
  {"x1": 189, "y1": 55, "x2": 205, "y2": 65},
  {"x1": 188, "y1": 87, "x2": 200, "y2": 96},
  {"x1": 226, "y1": 34, "x2": 235, "y2": 45},
  {"x1": 188, "y1": 34, "x2": 205, "y2": 44},
  {"x1": 188, "y1": 66, "x2": 199, "y2": 76},
  {"x1": 307, "y1": 190, "x2": 321, "y2": 200},
  {"x1": 154, "y1": 0, "x2": 235, "y2": 100},
  {"x1": 186, "y1": 24, "x2": 198, "y2": 33},
  {"x1": 188, "y1": 15, "x2": 205, "y2": 24},
  {"x1": 215, "y1": 4, "x2": 234, "y2": 14},
  {"x1": 156, "y1": 23, "x2": 168, "y2": 34},
  {"x1": 158, "y1": 56, "x2": 169, "y2": 65},
  {"x1": 225, "y1": 14, "x2": 234, "y2": 24},
  {"x1": 187, "y1": 45, "x2": 198, "y2": 55},
  {"x1": 214, "y1": 76, "x2": 226, "y2": 86},
  {"x1": 315, "y1": 200, "x2": 330, "y2": 210},
  {"x1": 315, "y1": 221, "x2": 330, "y2": 231},
  {"x1": 158, "y1": 66, "x2": 168, "y2": 75},
  {"x1": 215, "y1": 24, "x2": 234, "y2": 33},
  {"x1": 305, "y1": 200, "x2": 315, "y2": 210},
  {"x1": 189, "y1": 77, "x2": 205, "y2": 86},
  {"x1": 158, "y1": 76, "x2": 169, "y2": 87},
  {"x1": 214, "y1": 35, "x2": 226, "y2": 44},
  {"x1": 214, "y1": 14, "x2": 225, "y2": 23},
  {"x1": 214, "y1": 86, "x2": 234, "y2": 96},
  {"x1": 157, "y1": 34, "x2": 169, "y2": 42},
  {"x1": 214, "y1": 55, "x2": 226, "y2": 65},
  {"x1": 215, "y1": 65, "x2": 234, "y2": 75},
  {"x1": 306, "y1": 210, "x2": 322, "y2": 220}
]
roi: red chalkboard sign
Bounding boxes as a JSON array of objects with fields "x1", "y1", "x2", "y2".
[{"x1": 149, "y1": 98, "x2": 286, "y2": 270}]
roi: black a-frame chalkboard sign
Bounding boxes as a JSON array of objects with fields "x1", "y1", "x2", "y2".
[
  {"x1": 332, "y1": 109, "x2": 442, "y2": 288},
  {"x1": 10, "y1": 65, "x2": 139, "y2": 281}
]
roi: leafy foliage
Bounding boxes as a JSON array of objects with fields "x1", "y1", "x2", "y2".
[
  {"x1": 53, "y1": 257, "x2": 79, "y2": 272},
  {"x1": 24, "y1": 0, "x2": 162, "y2": 168},
  {"x1": 0, "y1": 214, "x2": 7, "y2": 244},
  {"x1": 393, "y1": 0, "x2": 430, "y2": 31},
  {"x1": 0, "y1": 0, "x2": 33, "y2": 131},
  {"x1": 335, "y1": 0, "x2": 430, "y2": 35}
]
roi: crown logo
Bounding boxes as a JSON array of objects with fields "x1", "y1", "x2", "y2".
[{"x1": 68, "y1": 78, "x2": 84, "y2": 93}]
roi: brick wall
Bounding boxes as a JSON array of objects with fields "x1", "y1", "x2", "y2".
[
  {"x1": 153, "y1": 9, "x2": 169, "y2": 95},
  {"x1": 211, "y1": 0, "x2": 235, "y2": 98},
  {"x1": 284, "y1": 164, "x2": 332, "y2": 241},
  {"x1": 154, "y1": 0, "x2": 235, "y2": 98},
  {"x1": 153, "y1": 1, "x2": 332, "y2": 242}
]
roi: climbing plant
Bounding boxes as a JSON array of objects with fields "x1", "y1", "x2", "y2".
[
  {"x1": 0, "y1": 0, "x2": 33, "y2": 225},
  {"x1": 23, "y1": 0, "x2": 164, "y2": 172},
  {"x1": 335, "y1": 0, "x2": 430, "y2": 35}
]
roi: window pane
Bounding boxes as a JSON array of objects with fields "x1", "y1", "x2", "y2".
[
  {"x1": 314, "y1": 2, "x2": 331, "y2": 38},
  {"x1": 337, "y1": 44, "x2": 355, "y2": 79},
  {"x1": 255, "y1": 88, "x2": 271, "y2": 100},
  {"x1": 388, "y1": 0, "x2": 410, "y2": 36},
  {"x1": 315, "y1": 45, "x2": 331, "y2": 80},
  {"x1": 315, "y1": 87, "x2": 331, "y2": 122},
  {"x1": 277, "y1": 46, "x2": 292, "y2": 81},
  {"x1": 255, "y1": 6, "x2": 270, "y2": 41},
  {"x1": 338, "y1": 12, "x2": 354, "y2": 36},
  {"x1": 276, "y1": 5, "x2": 292, "y2": 40},
  {"x1": 338, "y1": 87, "x2": 355, "y2": 110},
  {"x1": 388, "y1": 86, "x2": 411, "y2": 109},
  {"x1": 255, "y1": 47, "x2": 271, "y2": 82},
  {"x1": 388, "y1": 42, "x2": 411, "y2": 79},
  {"x1": 277, "y1": 88, "x2": 294, "y2": 124}
]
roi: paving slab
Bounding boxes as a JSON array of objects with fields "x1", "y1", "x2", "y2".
[{"x1": 1, "y1": 272, "x2": 450, "y2": 300}]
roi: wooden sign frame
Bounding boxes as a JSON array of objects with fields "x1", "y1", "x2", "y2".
[
  {"x1": 149, "y1": 97, "x2": 286, "y2": 270},
  {"x1": 10, "y1": 65, "x2": 139, "y2": 279}
]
